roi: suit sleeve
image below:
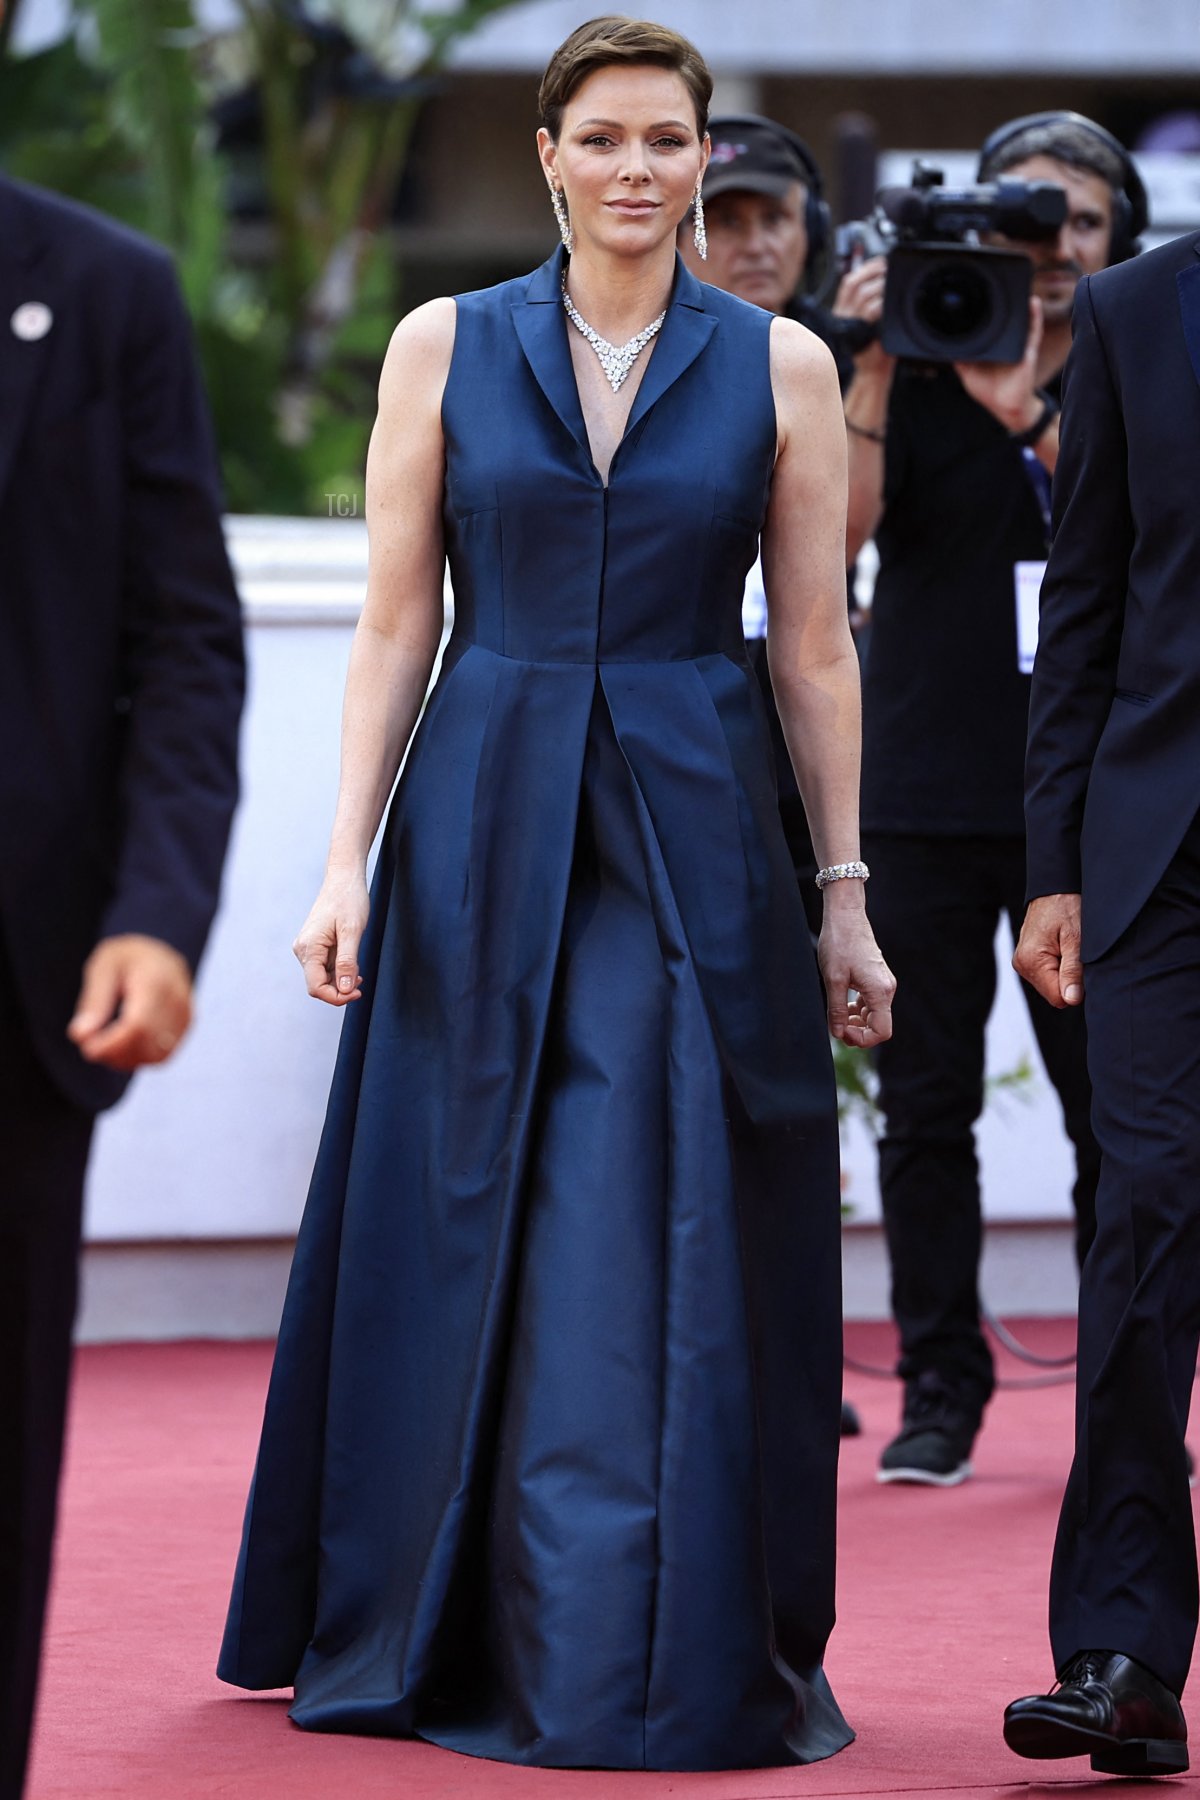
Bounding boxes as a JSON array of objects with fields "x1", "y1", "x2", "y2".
[
  {"x1": 98, "y1": 247, "x2": 246, "y2": 968},
  {"x1": 1024, "y1": 275, "x2": 1133, "y2": 901}
]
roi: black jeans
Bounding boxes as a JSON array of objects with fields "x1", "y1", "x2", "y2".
[
  {"x1": 863, "y1": 833, "x2": 1099, "y2": 1408},
  {"x1": 745, "y1": 638, "x2": 822, "y2": 938},
  {"x1": 0, "y1": 950, "x2": 93, "y2": 1800},
  {"x1": 1051, "y1": 813, "x2": 1200, "y2": 1696}
]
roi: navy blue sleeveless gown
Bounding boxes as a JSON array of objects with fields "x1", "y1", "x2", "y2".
[{"x1": 218, "y1": 249, "x2": 853, "y2": 1772}]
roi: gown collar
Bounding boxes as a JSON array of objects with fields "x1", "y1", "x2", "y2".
[{"x1": 511, "y1": 246, "x2": 718, "y2": 476}]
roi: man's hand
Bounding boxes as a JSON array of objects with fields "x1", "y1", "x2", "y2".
[
  {"x1": 67, "y1": 934, "x2": 194, "y2": 1070},
  {"x1": 955, "y1": 296, "x2": 1044, "y2": 432},
  {"x1": 832, "y1": 254, "x2": 894, "y2": 377},
  {"x1": 1013, "y1": 893, "x2": 1084, "y2": 1009}
]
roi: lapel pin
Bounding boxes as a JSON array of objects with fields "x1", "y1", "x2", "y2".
[{"x1": 11, "y1": 301, "x2": 54, "y2": 343}]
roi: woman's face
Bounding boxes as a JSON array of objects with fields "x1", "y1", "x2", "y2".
[{"x1": 539, "y1": 64, "x2": 709, "y2": 262}]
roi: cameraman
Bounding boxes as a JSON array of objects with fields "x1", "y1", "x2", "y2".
[
  {"x1": 679, "y1": 117, "x2": 864, "y2": 1441},
  {"x1": 838, "y1": 115, "x2": 1147, "y2": 1486}
]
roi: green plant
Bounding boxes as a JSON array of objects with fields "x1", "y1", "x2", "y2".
[
  {"x1": 200, "y1": 0, "x2": 531, "y2": 501},
  {"x1": 831, "y1": 1036, "x2": 881, "y2": 1133},
  {"x1": 832, "y1": 1039, "x2": 1038, "y2": 1136},
  {"x1": 1, "y1": 0, "x2": 527, "y2": 511}
]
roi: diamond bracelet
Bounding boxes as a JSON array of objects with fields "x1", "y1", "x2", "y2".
[{"x1": 815, "y1": 861, "x2": 870, "y2": 891}]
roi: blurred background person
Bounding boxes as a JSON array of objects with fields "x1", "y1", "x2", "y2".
[
  {"x1": 681, "y1": 112, "x2": 861, "y2": 924},
  {"x1": 836, "y1": 113, "x2": 1148, "y2": 1488},
  {"x1": 0, "y1": 168, "x2": 244, "y2": 1800},
  {"x1": 679, "y1": 112, "x2": 838, "y2": 338}
]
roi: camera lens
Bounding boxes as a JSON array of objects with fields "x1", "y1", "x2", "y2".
[
  {"x1": 912, "y1": 261, "x2": 994, "y2": 342},
  {"x1": 882, "y1": 244, "x2": 1031, "y2": 364}
]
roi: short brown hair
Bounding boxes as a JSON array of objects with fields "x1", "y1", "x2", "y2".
[{"x1": 539, "y1": 15, "x2": 713, "y2": 143}]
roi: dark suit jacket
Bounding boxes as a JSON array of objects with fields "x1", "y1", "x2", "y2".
[
  {"x1": 0, "y1": 175, "x2": 245, "y2": 1111},
  {"x1": 1025, "y1": 230, "x2": 1200, "y2": 963}
]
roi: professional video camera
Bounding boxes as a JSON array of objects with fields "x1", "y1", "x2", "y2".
[{"x1": 836, "y1": 161, "x2": 1068, "y2": 363}]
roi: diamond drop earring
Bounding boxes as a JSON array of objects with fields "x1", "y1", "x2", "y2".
[
  {"x1": 549, "y1": 182, "x2": 574, "y2": 255},
  {"x1": 692, "y1": 179, "x2": 707, "y2": 261}
]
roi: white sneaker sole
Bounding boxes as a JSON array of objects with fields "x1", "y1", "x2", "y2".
[{"x1": 876, "y1": 1460, "x2": 973, "y2": 1487}]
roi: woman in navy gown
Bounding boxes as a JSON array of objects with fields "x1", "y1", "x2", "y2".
[{"x1": 218, "y1": 14, "x2": 894, "y2": 1772}]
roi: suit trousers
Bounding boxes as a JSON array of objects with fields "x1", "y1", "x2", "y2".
[
  {"x1": 1050, "y1": 812, "x2": 1200, "y2": 1695},
  {"x1": 0, "y1": 950, "x2": 93, "y2": 1800},
  {"x1": 863, "y1": 833, "x2": 1100, "y2": 1406}
]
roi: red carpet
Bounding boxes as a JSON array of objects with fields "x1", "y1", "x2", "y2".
[{"x1": 25, "y1": 1320, "x2": 1197, "y2": 1798}]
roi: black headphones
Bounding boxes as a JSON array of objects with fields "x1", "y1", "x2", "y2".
[
  {"x1": 976, "y1": 111, "x2": 1148, "y2": 262},
  {"x1": 706, "y1": 113, "x2": 833, "y2": 290}
]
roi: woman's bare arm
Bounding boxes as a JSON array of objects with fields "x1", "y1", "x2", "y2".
[
  {"x1": 294, "y1": 297, "x2": 456, "y2": 1004},
  {"x1": 763, "y1": 316, "x2": 895, "y2": 1047}
]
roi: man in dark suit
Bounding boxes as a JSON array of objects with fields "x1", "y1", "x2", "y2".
[
  {"x1": 1002, "y1": 228, "x2": 1200, "y2": 1776},
  {"x1": 0, "y1": 172, "x2": 244, "y2": 1799}
]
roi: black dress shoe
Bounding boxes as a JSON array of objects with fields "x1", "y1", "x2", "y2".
[{"x1": 1003, "y1": 1650, "x2": 1188, "y2": 1776}]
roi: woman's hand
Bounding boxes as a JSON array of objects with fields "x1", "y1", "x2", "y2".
[
  {"x1": 817, "y1": 891, "x2": 895, "y2": 1048},
  {"x1": 293, "y1": 868, "x2": 371, "y2": 1005}
]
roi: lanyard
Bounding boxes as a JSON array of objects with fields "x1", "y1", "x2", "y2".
[{"x1": 1020, "y1": 446, "x2": 1053, "y2": 547}]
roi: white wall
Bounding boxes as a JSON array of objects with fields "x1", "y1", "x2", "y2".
[
  {"x1": 85, "y1": 520, "x2": 367, "y2": 1241},
  {"x1": 839, "y1": 915, "x2": 1077, "y2": 1228}
]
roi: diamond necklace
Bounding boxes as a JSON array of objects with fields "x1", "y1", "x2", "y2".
[{"x1": 562, "y1": 279, "x2": 667, "y2": 393}]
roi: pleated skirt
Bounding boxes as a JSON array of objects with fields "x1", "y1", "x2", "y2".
[{"x1": 218, "y1": 691, "x2": 852, "y2": 1771}]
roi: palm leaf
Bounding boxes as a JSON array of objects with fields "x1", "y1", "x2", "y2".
[{"x1": 84, "y1": 0, "x2": 210, "y2": 262}]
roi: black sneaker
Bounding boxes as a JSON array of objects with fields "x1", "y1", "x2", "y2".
[{"x1": 877, "y1": 1371, "x2": 981, "y2": 1487}]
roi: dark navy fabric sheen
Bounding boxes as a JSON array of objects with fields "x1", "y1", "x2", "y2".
[{"x1": 217, "y1": 249, "x2": 852, "y2": 1772}]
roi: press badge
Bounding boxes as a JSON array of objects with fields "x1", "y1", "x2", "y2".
[{"x1": 1014, "y1": 560, "x2": 1047, "y2": 675}]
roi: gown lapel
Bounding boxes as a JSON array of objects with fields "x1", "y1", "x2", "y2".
[
  {"x1": 511, "y1": 248, "x2": 718, "y2": 472},
  {"x1": 1179, "y1": 238, "x2": 1200, "y2": 396},
  {"x1": 510, "y1": 248, "x2": 592, "y2": 467},
  {"x1": 622, "y1": 259, "x2": 717, "y2": 441}
]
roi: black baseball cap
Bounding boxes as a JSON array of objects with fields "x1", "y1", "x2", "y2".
[{"x1": 703, "y1": 116, "x2": 813, "y2": 203}]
